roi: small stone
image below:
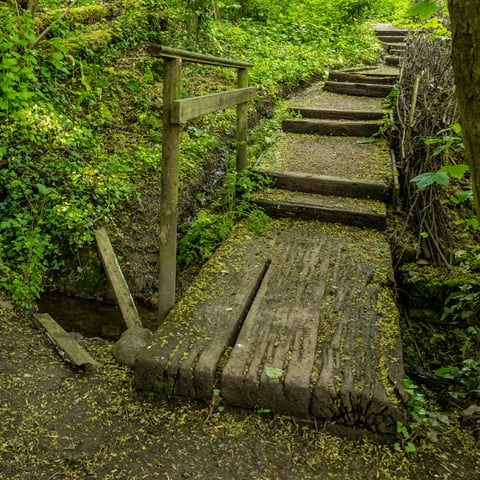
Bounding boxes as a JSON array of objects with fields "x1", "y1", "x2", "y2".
[
  {"x1": 463, "y1": 405, "x2": 480, "y2": 417},
  {"x1": 112, "y1": 327, "x2": 152, "y2": 368}
]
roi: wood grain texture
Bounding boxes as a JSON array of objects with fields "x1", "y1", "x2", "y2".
[
  {"x1": 323, "y1": 81, "x2": 393, "y2": 97},
  {"x1": 95, "y1": 227, "x2": 142, "y2": 330},
  {"x1": 34, "y1": 313, "x2": 99, "y2": 366},
  {"x1": 282, "y1": 119, "x2": 381, "y2": 136}
]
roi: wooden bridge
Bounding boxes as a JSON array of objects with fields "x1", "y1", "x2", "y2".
[{"x1": 135, "y1": 25, "x2": 408, "y2": 434}]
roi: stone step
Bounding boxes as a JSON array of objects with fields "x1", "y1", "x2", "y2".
[
  {"x1": 252, "y1": 188, "x2": 387, "y2": 230},
  {"x1": 256, "y1": 170, "x2": 389, "y2": 201},
  {"x1": 290, "y1": 107, "x2": 385, "y2": 121},
  {"x1": 282, "y1": 118, "x2": 382, "y2": 136},
  {"x1": 375, "y1": 28, "x2": 408, "y2": 37},
  {"x1": 328, "y1": 71, "x2": 396, "y2": 86},
  {"x1": 385, "y1": 56, "x2": 401, "y2": 67},
  {"x1": 323, "y1": 81, "x2": 393, "y2": 98},
  {"x1": 377, "y1": 35, "x2": 407, "y2": 44}
]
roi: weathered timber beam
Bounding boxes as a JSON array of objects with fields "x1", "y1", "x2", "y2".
[
  {"x1": 171, "y1": 87, "x2": 256, "y2": 124},
  {"x1": 282, "y1": 119, "x2": 381, "y2": 137},
  {"x1": 323, "y1": 81, "x2": 393, "y2": 97},
  {"x1": 147, "y1": 43, "x2": 253, "y2": 68},
  {"x1": 95, "y1": 227, "x2": 142, "y2": 329},
  {"x1": 290, "y1": 107, "x2": 384, "y2": 121},
  {"x1": 254, "y1": 197, "x2": 387, "y2": 230},
  {"x1": 328, "y1": 71, "x2": 396, "y2": 85},
  {"x1": 262, "y1": 170, "x2": 388, "y2": 200},
  {"x1": 33, "y1": 313, "x2": 99, "y2": 366}
]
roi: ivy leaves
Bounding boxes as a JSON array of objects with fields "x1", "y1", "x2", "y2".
[{"x1": 407, "y1": 0, "x2": 439, "y2": 21}]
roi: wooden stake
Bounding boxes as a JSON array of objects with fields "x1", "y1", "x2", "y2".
[
  {"x1": 158, "y1": 57, "x2": 182, "y2": 322},
  {"x1": 236, "y1": 67, "x2": 249, "y2": 171},
  {"x1": 95, "y1": 227, "x2": 142, "y2": 329}
]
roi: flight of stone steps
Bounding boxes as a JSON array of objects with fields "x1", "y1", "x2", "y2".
[{"x1": 251, "y1": 25, "x2": 406, "y2": 230}]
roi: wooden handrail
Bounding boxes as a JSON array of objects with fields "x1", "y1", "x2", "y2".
[
  {"x1": 154, "y1": 46, "x2": 256, "y2": 322},
  {"x1": 147, "y1": 43, "x2": 253, "y2": 69}
]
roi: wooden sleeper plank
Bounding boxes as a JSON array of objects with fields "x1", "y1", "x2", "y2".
[
  {"x1": 33, "y1": 313, "x2": 99, "y2": 367},
  {"x1": 134, "y1": 231, "x2": 273, "y2": 399},
  {"x1": 328, "y1": 71, "x2": 395, "y2": 85},
  {"x1": 290, "y1": 107, "x2": 385, "y2": 121},
  {"x1": 323, "y1": 81, "x2": 393, "y2": 98},
  {"x1": 282, "y1": 119, "x2": 382, "y2": 136},
  {"x1": 95, "y1": 227, "x2": 142, "y2": 330},
  {"x1": 261, "y1": 170, "x2": 388, "y2": 200},
  {"x1": 253, "y1": 191, "x2": 387, "y2": 230},
  {"x1": 222, "y1": 236, "x2": 330, "y2": 417}
]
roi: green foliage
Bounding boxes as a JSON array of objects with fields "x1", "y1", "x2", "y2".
[
  {"x1": 395, "y1": 377, "x2": 451, "y2": 452},
  {"x1": 411, "y1": 124, "x2": 469, "y2": 192},
  {"x1": 435, "y1": 359, "x2": 479, "y2": 400},
  {"x1": 0, "y1": 10, "x2": 137, "y2": 308},
  {"x1": 424, "y1": 123, "x2": 464, "y2": 157},
  {"x1": 410, "y1": 171, "x2": 450, "y2": 191},
  {"x1": 403, "y1": 0, "x2": 449, "y2": 37},
  {"x1": 407, "y1": 0, "x2": 438, "y2": 21},
  {"x1": 0, "y1": 13, "x2": 38, "y2": 117},
  {"x1": 177, "y1": 169, "x2": 271, "y2": 268}
]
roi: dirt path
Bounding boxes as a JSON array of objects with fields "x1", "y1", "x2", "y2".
[{"x1": 1, "y1": 296, "x2": 479, "y2": 479}]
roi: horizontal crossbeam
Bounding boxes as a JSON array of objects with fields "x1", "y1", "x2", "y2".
[{"x1": 171, "y1": 87, "x2": 256, "y2": 124}]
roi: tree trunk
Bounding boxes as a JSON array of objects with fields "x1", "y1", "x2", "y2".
[{"x1": 448, "y1": 0, "x2": 480, "y2": 217}]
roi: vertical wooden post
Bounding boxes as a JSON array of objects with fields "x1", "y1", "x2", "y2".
[
  {"x1": 158, "y1": 57, "x2": 182, "y2": 322},
  {"x1": 236, "y1": 67, "x2": 249, "y2": 171}
]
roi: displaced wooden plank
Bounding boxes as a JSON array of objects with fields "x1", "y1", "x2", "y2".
[
  {"x1": 328, "y1": 71, "x2": 395, "y2": 85},
  {"x1": 222, "y1": 236, "x2": 329, "y2": 417},
  {"x1": 323, "y1": 81, "x2": 393, "y2": 97},
  {"x1": 261, "y1": 170, "x2": 388, "y2": 200},
  {"x1": 33, "y1": 313, "x2": 99, "y2": 367},
  {"x1": 290, "y1": 107, "x2": 384, "y2": 121},
  {"x1": 171, "y1": 87, "x2": 256, "y2": 123},
  {"x1": 282, "y1": 119, "x2": 381, "y2": 136},
  {"x1": 253, "y1": 189, "x2": 387, "y2": 230},
  {"x1": 95, "y1": 227, "x2": 142, "y2": 329},
  {"x1": 134, "y1": 225, "x2": 274, "y2": 399}
]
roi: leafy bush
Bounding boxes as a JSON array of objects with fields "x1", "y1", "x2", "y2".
[{"x1": 0, "y1": 11, "x2": 135, "y2": 308}]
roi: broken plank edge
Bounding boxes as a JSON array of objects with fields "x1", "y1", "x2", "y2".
[{"x1": 33, "y1": 313, "x2": 99, "y2": 367}]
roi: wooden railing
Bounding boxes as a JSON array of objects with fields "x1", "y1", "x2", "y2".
[{"x1": 147, "y1": 44, "x2": 256, "y2": 321}]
